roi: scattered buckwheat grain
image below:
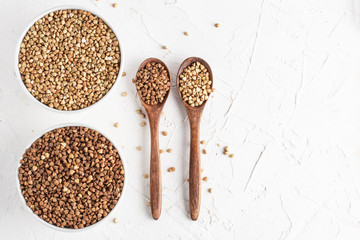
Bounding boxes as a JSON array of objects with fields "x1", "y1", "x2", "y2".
[{"x1": 168, "y1": 167, "x2": 176, "y2": 172}]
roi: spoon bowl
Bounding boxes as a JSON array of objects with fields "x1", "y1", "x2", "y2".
[
  {"x1": 176, "y1": 57, "x2": 213, "y2": 110},
  {"x1": 176, "y1": 57, "x2": 213, "y2": 220},
  {"x1": 135, "y1": 58, "x2": 171, "y2": 220},
  {"x1": 137, "y1": 58, "x2": 171, "y2": 113}
]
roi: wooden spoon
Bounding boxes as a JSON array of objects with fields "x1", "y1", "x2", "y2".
[
  {"x1": 176, "y1": 57, "x2": 213, "y2": 220},
  {"x1": 135, "y1": 58, "x2": 171, "y2": 220}
]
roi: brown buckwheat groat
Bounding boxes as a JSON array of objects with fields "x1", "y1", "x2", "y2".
[
  {"x1": 135, "y1": 62, "x2": 170, "y2": 105},
  {"x1": 18, "y1": 126, "x2": 125, "y2": 229},
  {"x1": 18, "y1": 9, "x2": 121, "y2": 111}
]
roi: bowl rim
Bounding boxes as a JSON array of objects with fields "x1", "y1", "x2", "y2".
[
  {"x1": 16, "y1": 122, "x2": 128, "y2": 232},
  {"x1": 14, "y1": 5, "x2": 125, "y2": 114}
]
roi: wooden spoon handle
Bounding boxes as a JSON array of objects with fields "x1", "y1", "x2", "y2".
[
  {"x1": 149, "y1": 116, "x2": 162, "y2": 220},
  {"x1": 189, "y1": 117, "x2": 202, "y2": 220}
]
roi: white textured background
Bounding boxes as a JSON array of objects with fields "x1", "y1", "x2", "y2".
[{"x1": 1, "y1": 0, "x2": 360, "y2": 239}]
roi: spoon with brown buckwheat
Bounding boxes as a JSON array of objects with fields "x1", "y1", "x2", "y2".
[{"x1": 135, "y1": 58, "x2": 171, "y2": 220}]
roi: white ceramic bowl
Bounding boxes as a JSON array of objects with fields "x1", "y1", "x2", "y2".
[
  {"x1": 14, "y1": 5, "x2": 125, "y2": 113},
  {"x1": 16, "y1": 123, "x2": 127, "y2": 232}
]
